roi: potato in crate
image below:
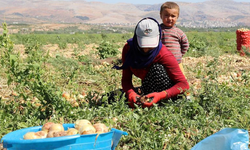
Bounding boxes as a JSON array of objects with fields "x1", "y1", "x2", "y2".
[{"x1": 1, "y1": 123, "x2": 128, "y2": 150}]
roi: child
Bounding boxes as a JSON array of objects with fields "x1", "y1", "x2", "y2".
[
  {"x1": 113, "y1": 17, "x2": 189, "y2": 108},
  {"x1": 160, "y1": 2, "x2": 189, "y2": 75}
]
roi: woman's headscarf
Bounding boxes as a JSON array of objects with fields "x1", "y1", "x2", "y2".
[{"x1": 113, "y1": 17, "x2": 162, "y2": 70}]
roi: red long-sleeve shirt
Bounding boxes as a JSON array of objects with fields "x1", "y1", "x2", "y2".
[{"x1": 122, "y1": 43, "x2": 189, "y2": 99}]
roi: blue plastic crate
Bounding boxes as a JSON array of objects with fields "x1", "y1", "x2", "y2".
[{"x1": 1, "y1": 123, "x2": 128, "y2": 150}]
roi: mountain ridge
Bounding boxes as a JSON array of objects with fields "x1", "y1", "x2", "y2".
[{"x1": 0, "y1": 0, "x2": 249, "y2": 27}]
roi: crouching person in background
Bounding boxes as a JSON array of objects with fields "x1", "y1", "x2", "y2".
[{"x1": 113, "y1": 17, "x2": 189, "y2": 108}]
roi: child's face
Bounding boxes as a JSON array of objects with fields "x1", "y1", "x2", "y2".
[{"x1": 160, "y1": 8, "x2": 179, "y2": 27}]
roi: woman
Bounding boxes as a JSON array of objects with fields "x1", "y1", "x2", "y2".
[{"x1": 113, "y1": 17, "x2": 189, "y2": 108}]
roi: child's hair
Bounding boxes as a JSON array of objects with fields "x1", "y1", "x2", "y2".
[{"x1": 160, "y1": 2, "x2": 180, "y2": 16}]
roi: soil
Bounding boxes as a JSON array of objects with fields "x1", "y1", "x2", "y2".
[
  {"x1": 137, "y1": 96, "x2": 152, "y2": 103},
  {"x1": 1, "y1": 43, "x2": 250, "y2": 149},
  {"x1": 1, "y1": 43, "x2": 250, "y2": 102}
]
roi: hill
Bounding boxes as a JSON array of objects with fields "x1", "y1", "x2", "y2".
[{"x1": 0, "y1": 0, "x2": 250, "y2": 27}]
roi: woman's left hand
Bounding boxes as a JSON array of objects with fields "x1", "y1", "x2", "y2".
[{"x1": 143, "y1": 91, "x2": 167, "y2": 108}]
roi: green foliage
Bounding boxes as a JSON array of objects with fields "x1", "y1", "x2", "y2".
[
  {"x1": 1, "y1": 24, "x2": 250, "y2": 150},
  {"x1": 10, "y1": 33, "x2": 131, "y2": 45},
  {"x1": 96, "y1": 40, "x2": 120, "y2": 59},
  {"x1": 242, "y1": 46, "x2": 250, "y2": 57},
  {"x1": 0, "y1": 23, "x2": 74, "y2": 121},
  {"x1": 185, "y1": 32, "x2": 238, "y2": 57},
  {"x1": 188, "y1": 36, "x2": 209, "y2": 57},
  {"x1": 0, "y1": 23, "x2": 14, "y2": 67}
]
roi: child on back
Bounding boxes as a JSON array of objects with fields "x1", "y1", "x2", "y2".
[{"x1": 160, "y1": 2, "x2": 189, "y2": 75}]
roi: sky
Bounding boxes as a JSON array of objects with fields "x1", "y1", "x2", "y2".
[{"x1": 85, "y1": 0, "x2": 249, "y2": 5}]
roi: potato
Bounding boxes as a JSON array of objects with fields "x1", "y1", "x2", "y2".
[{"x1": 93, "y1": 123, "x2": 109, "y2": 133}]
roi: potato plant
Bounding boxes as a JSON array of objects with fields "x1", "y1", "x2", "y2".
[{"x1": 0, "y1": 23, "x2": 250, "y2": 150}]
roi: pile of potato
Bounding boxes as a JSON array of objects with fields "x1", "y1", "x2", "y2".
[
  {"x1": 237, "y1": 28, "x2": 249, "y2": 32},
  {"x1": 23, "y1": 119, "x2": 109, "y2": 140}
]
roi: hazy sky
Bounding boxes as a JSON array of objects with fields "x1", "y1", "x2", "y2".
[{"x1": 85, "y1": 0, "x2": 249, "y2": 4}]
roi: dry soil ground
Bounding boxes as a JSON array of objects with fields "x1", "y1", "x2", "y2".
[{"x1": 0, "y1": 45, "x2": 250, "y2": 149}]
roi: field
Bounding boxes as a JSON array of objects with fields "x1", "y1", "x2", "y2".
[{"x1": 0, "y1": 23, "x2": 250, "y2": 149}]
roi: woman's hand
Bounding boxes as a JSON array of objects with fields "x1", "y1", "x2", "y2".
[
  {"x1": 143, "y1": 91, "x2": 167, "y2": 108},
  {"x1": 127, "y1": 91, "x2": 140, "y2": 108}
]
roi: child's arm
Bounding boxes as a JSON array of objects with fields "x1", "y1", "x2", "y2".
[{"x1": 180, "y1": 32, "x2": 189, "y2": 56}]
